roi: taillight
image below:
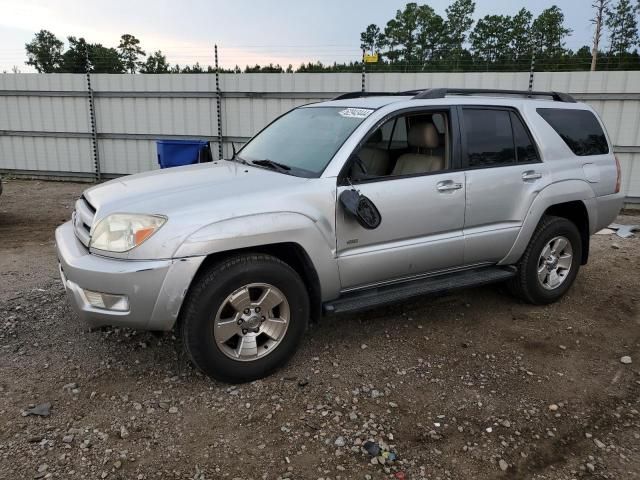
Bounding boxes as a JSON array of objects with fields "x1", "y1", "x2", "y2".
[{"x1": 615, "y1": 155, "x2": 622, "y2": 193}]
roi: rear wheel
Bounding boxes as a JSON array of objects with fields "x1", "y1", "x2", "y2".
[
  {"x1": 509, "y1": 215, "x2": 582, "y2": 305},
  {"x1": 180, "y1": 254, "x2": 309, "y2": 383}
]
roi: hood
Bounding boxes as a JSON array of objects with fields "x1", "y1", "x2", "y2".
[{"x1": 84, "y1": 161, "x2": 307, "y2": 217}]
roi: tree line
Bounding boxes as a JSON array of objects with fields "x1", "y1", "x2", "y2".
[
  {"x1": 21, "y1": 0, "x2": 640, "y2": 74},
  {"x1": 359, "y1": 0, "x2": 640, "y2": 71}
]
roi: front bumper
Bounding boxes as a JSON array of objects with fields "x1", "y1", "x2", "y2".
[{"x1": 55, "y1": 221, "x2": 205, "y2": 330}]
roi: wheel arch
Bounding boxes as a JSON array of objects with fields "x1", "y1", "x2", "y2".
[
  {"x1": 180, "y1": 242, "x2": 323, "y2": 327},
  {"x1": 499, "y1": 180, "x2": 595, "y2": 266},
  {"x1": 544, "y1": 200, "x2": 590, "y2": 265}
]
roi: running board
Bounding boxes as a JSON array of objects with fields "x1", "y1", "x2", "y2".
[{"x1": 323, "y1": 266, "x2": 516, "y2": 315}]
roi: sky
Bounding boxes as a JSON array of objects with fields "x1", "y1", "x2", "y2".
[{"x1": 0, "y1": 0, "x2": 596, "y2": 73}]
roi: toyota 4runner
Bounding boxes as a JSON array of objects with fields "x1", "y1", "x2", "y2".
[{"x1": 55, "y1": 88, "x2": 624, "y2": 382}]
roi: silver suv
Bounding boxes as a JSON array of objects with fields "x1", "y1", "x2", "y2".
[{"x1": 55, "y1": 88, "x2": 624, "y2": 382}]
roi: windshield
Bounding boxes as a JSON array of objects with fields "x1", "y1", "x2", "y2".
[{"x1": 238, "y1": 106, "x2": 373, "y2": 177}]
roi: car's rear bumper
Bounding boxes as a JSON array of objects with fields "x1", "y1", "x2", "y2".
[
  {"x1": 55, "y1": 221, "x2": 204, "y2": 331},
  {"x1": 592, "y1": 192, "x2": 625, "y2": 232}
]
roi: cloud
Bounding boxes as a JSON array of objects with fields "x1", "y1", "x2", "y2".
[{"x1": 0, "y1": 1, "x2": 315, "y2": 72}]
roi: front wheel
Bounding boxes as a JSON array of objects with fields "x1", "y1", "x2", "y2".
[
  {"x1": 508, "y1": 215, "x2": 582, "y2": 305},
  {"x1": 180, "y1": 254, "x2": 309, "y2": 383}
]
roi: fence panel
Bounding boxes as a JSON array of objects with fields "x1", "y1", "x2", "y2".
[{"x1": 0, "y1": 71, "x2": 639, "y2": 200}]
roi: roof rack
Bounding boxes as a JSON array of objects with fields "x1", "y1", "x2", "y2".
[
  {"x1": 332, "y1": 88, "x2": 576, "y2": 103},
  {"x1": 412, "y1": 88, "x2": 576, "y2": 103},
  {"x1": 331, "y1": 91, "x2": 409, "y2": 100}
]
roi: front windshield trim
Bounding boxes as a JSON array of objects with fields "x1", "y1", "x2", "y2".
[{"x1": 234, "y1": 105, "x2": 381, "y2": 178}]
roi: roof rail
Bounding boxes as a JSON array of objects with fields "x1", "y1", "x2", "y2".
[
  {"x1": 331, "y1": 91, "x2": 408, "y2": 100},
  {"x1": 411, "y1": 88, "x2": 576, "y2": 103}
]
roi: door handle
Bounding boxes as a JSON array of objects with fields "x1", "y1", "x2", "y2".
[
  {"x1": 436, "y1": 180, "x2": 463, "y2": 192},
  {"x1": 522, "y1": 170, "x2": 542, "y2": 181}
]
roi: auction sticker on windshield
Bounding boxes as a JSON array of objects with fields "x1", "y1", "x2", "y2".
[{"x1": 338, "y1": 108, "x2": 374, "y2": 119}]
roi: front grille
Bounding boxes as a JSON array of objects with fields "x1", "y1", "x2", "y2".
[{"x1": 73, "y1": 196, "x2": 96, "y2": 247}]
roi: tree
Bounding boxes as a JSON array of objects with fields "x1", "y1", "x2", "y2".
[
  {"x1": 60, "y1": 36, "x2": 90, "y2": 73},
  {"x1": 360, "y1": 24, "x2": 383, "y2": 54},
  {"x1": 25, "y1": 29, "x2": 64, "y2": 73},
  {"x1": 60, "y1": 37, "x2": 123, "y2": 73},
  {"x1": 190, "y1": 62, "x2": 204, "y2": 73},
  {"x1": 572, "y1": 45, "x2": 594, "y2": 69},
  {"x1": 377, "y1": 2, "x2": 447, "y2": 69},
  {"x1": 415, "y1": 5, "x2": 445, "y2": 66},
  {"x1": 141, "y1": 50, "x2": 170, "y2": 73},
  {"x1": 118, "y1": 34, "x2": 145, "y2": 73},
  {"x1": 531, "y1": 6, "x2": 572, "y2": 61},
  {"x1": 510, "y1": 8, "x2": 534, "y2": 63},
  {"x1": 444, "y1": 0, "x2": 475, "y2": 69},
  {"x1": 90, "y1": 44, "x2": 124, "y2": 73},
  {"x1": 470, "y1": 15, "x2": 513, "y2": 66},
  {"x1": 381, "y1": 3, "x2": 422, "y2": 65},
  {"x1": 605, "y1": 0, "x2": 638, "y2": 58}
]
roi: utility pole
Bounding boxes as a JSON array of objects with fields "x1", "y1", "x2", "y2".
[{"x1": 590, "y1": 0, "x2": 608, "y2": 71}]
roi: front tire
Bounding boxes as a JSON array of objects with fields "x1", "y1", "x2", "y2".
[
  {"x1": 180, "y1": 254, "x2": 309, "y2": 383},
  {"x1": 509, "y1": 215, "x2": 582, "y2": 305}
]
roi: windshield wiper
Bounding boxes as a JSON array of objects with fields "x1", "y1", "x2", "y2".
[{"x1": 250, "y1": 158, "x2": 291, "y2": 173}]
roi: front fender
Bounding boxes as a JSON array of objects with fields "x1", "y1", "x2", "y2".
[
  {"x1": 173, "y1": 212, "x2": 340, "y2": 301},
  {"x1": 499, "y1": 180, "x2": 596, "y2": 266}
]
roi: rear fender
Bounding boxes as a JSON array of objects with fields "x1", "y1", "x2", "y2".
[
  {"x1": 499, "y1": 180, "x2": 596, "y2": 265},
  {"x1": 173, "y1": 212, "x2": 340, "y2": 300}
]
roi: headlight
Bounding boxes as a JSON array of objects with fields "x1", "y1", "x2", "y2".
[{"x1": 90, "y1": 213, "x2": 167, "y2": 252}]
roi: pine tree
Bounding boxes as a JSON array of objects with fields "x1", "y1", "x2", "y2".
[
  {"x1": 470, "y1": 15, "x2": 513, "y2": 67},
  {"x1": 444, "y1": 0, "x2": 475, "y2": 70},
  {"x1": 510, "y1": 8, "x2": 534, "y2": 63},
  {"x1": 531, "y1": 6, "x2": 572, "y2": 62},
  {"x1": 605, "y1": 0, "x2": 639, "y2": 59},
  {"x1": 360, "y1": 24, "x2": 383, "y2": 55},
  {"x1": 118, "y1": 34, "x2": 146, "y2": 73},
  {"x1": 141, "y1": 51, "x2": 170, "y2": 73}
]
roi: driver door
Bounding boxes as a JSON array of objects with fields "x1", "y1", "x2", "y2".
[{"x1": 335, "y1": 107, "x2": 466, "y2": 290}]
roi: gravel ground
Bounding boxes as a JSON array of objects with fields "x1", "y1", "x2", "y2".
[{"x1": 0, "y1": 178, "x2": 638, "y2": 480}]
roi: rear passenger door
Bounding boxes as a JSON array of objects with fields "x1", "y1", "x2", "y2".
[{"x1": 460, "y1": 106, "x2": 549, "y2": 264}]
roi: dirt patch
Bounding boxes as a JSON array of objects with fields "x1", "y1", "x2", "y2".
[{"x1": 0, "y1": 179, "x2": 638, "y2": 479}]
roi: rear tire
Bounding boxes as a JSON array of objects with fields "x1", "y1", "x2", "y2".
[
  {"x1": 508, "y1": 215, "x2": 582, "y2": 305},
  {"x1": 180, "y1": 254, "x2": 309, "y2": 383}
]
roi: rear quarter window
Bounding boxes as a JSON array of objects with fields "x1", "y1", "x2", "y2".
[{"x1": 537, "y1": 108, "x2": 609, "y2": 156}]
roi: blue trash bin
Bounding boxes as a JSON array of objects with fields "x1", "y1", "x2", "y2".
[{"x1": 156, "y1": 139, "x2": 209, "y2": 169}]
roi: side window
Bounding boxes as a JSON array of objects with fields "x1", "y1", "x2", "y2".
[
  {"x1": 510, "y1": 112, "x2": 539, "y2": 163},
  {"x1": 390, "y1": 117, "x2": 408, "y2": 149},
  {"x1": 463, "y1": 109, "x2": 515, "y2": 168},
  {"x1": 537, "y1": 108, "x2": 609, "y2": 156},
  {"x1": 379, "y1": 119, "x2": 394, "y2": 144},
  {"x1": 352, "y1": 110, "x2": 451, "y2": 180}
]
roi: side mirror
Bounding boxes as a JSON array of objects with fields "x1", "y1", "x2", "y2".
[{"x1": 339, "y1": 189, "x2": 381, "y2": 230}]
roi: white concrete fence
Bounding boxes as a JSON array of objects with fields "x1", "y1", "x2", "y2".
[{"x1": 0, "y1": 71, "x2": 638, "y2": 201}]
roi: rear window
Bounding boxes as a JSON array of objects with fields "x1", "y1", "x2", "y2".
[{"x1": 537, "y1": 108, "x2": 609, "y2": 156}]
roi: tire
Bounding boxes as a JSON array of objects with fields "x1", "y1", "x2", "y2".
[
  {"x1": 508, "y1": 215, "x2": 582, "y2": 305},
  {"x1": 180, "y1": 254, "x2": 309, "y2": 383}
]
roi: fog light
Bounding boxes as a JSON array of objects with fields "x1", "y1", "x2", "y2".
[{"x1": 82, "y1": 289, "x2": 129, "y2": 312}]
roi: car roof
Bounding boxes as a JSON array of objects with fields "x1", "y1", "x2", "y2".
[
  {"x1": 304, "y1": 89, "x2": 581, "y2": 111},
  {"x1": 305, "y1": 96, "x2": 414, "y2": 109}
]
